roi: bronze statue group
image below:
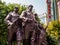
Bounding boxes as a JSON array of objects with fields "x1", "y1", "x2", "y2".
[{"x1": 4, "y1": 5, "x2": 47, "y2": 45}]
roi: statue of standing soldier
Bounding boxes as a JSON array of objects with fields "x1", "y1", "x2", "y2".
[
  {"x1": 4, "y1": 7, "x2": 23, "y2": 45},
  {"x1": 20, "y1": 5, "x2": 37, "y2": 45}
]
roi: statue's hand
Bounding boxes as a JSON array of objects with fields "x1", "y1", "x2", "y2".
[
  {"x1": 26, "y1": 19, "x2": 33, "y2": 23},
  {"x1": 23, "y1": 18, "x2": 28, "y2": 22},
  {"x1": 28, "y1": 19, "x2": 33, "y2": 21},
  {"x1": 9, "y1": 22, "x2": 13, "y2": 26}
]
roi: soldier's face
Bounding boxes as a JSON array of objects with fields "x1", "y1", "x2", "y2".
[
  {"x1": 14, "y1": 8, "x2": 19, "y2": 13},
  {"x1": 28, "y1": 7, "x2": 33, "y2": 11}
]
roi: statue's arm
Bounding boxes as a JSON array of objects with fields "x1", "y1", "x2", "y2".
[
  {"x1": 20, "y1": 11, "x2": 35, "y2": 22},
  {"x1": 4, "y1": 13, "x2": 12, "y2": 26},
  {"x1": 20, "y1": 11, "x2": 27, "y2": 19}
]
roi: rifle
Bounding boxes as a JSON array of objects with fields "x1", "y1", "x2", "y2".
[{"x1": 10, "y1": 18, "x2": 23, "y2": 30}]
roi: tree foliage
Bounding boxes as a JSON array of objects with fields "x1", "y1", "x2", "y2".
[
  {"x1": 46, "y1": 20, "x2": 60, "y2": 45},
  {"x1": 0, "y1": 1, "x2": 26, "y2": 45}
]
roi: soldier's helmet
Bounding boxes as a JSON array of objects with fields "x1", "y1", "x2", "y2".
[
  {"x1": 28, "y1": 5, "x2": 33, "y2": 8},
  {"x1": 14, "y1": 6, "x2": 18, "y2": 9},
  {"x1": 14, "y1": 6, "x2": 19, "y2": 11},
  {"x1": 34, "y1": 13, "x2": 38, "y2": 17}
]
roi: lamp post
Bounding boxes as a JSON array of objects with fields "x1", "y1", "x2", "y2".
[{"x1": 53, "y1": 0, "x2": 57, "y2": 20}]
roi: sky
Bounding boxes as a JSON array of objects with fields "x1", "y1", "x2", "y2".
[{"x1": 2, "y1": 0, "x2": 47, "y2": 15}]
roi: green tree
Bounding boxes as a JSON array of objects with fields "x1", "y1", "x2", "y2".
[
  {"x1": 0, "y1": 1, "x2": 26, "y2": 45},
  {"x1": 46, "y1": 20, "x2": 60, "y2": 45}
]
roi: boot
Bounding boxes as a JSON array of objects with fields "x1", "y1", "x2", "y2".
[
  {"x1": 23, "y1": 39, "x2": 25, "y2": 45},
  {"x1": 17, "y1": 40, "x2": 21, "y2": 45},
  {"x1": 8, "y1": 41, "x2": 12, "y2": 45},
  {"x1": 31, "y1": 39, "x2": 35, "y2": 45},
  {"x1": 23, "y1": 39, "x2": 28, "y2": 45}
]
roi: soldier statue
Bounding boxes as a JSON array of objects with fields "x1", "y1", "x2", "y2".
[
  {"x1": 33, "y1": 13, "x2": 47, "y2": 45},
  {"x1": 4, "y1": 7, "x2": 22, "y2": 45},
  {"x1": 20, "y1": 5, "x2": 37, "y2": 45}
]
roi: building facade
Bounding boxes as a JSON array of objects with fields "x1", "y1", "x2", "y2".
[
  {"x1": 57, "y1": 0, "x2": 60, "y2": 21},
  {"x1": 46, "y1": 0, "x2": 52, "y2": 23},
  {"x1": 46, "y1": 0, "x2": 60, "y2": 22}
]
